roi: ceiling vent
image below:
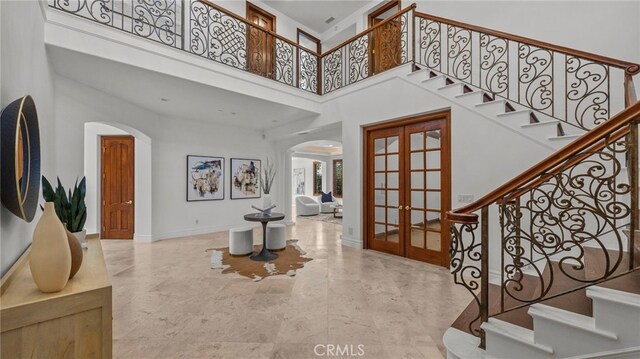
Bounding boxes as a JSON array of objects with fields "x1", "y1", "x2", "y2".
[{"x1": 325, "y1": 17, "x2": 335, "y2": 24}]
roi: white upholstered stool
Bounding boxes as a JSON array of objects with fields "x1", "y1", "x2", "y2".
[
  {"x1": 229, "y1": 227, "x2": 254, "y2": 256},
  {"x1": 266, "y1": 223, "x2": 286, "y2": 251}
]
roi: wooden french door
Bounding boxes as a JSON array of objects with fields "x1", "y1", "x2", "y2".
[
  {"x1": 369, "y1": 1, "x2": 402, "y2": 74},
  {"x1": 247, "y1": 3, "x2": 276, "y2": 78},
  {"x1": 365, "y1": 112, "x2": 451, "y2": 267},
  {"x1": 101, "y1": 136, "x2": 135, "y2": 239}
]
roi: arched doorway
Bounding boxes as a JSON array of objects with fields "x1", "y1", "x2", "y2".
[{"x1": 83, "y1": 122, "x2": 152, "y2": 241}]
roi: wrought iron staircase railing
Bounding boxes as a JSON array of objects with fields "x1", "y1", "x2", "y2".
[
  {"x1": 446, "y1": 79, "x2": 640, "y2": 348},
  {"x1": 48, "y1": 0, "x2": 639, "y2": 129}
]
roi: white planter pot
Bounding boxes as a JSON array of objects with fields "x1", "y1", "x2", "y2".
[
  {"x1": 73, "y1": 229, "x2": 88, "y2": 249},
  {"x1": 263, "y1": 194, "x2": 273, "y2": 215}
]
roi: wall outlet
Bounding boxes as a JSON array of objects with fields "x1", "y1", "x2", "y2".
[
  {"x1": 457, "y1": 194, "x2": 474, "y2": 203},
  {"x1": 195, "y1": 219, "x2": 199, "y2": 224},
  {"x1": 348, "y1": 227, "x2": 354, "y2": 235}
]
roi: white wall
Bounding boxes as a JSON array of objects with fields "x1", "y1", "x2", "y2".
[
  {"x1": 55, "y1": 77, "x2": 279, "y2": 241},
  {"x1": 1, "y1": 1, "x2": 56, "y2": 276},
  {"x1": 324, "y1": 75, "x2": 559, "y2": 270},
  {"x1": 214, "y1": 0, "x2": 321, "y2": 42}
]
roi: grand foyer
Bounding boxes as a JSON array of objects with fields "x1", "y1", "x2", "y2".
[{"x1": 1, "y1": 0, "x2": 640, "y2": 358}]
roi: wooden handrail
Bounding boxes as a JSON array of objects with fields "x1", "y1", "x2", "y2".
[
  {"x1": 321, "y1": 4, "x2": 417, "y2": 58},
  {"x1": 415, "y1": 11, "x2": 640, "y2": 75},
  {"x1": 197, "y1": 0, "x2": 322, "y2": 56},
  {"x1": 447, "y1": 101, "x2": 640, "y2": 224}
]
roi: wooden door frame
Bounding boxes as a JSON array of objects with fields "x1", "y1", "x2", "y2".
[
  {"x1": 362, "y1": 109, "x2": 452, "y2": 267},
  {"x1": 101, "y1": 135, "x2": 135, "y2": 240},
  {"x1": 312, "y1": 161, "x2": 322, "y2": 196},
  {"x1": 333, "y1": 159, "x2": 343, "y2": 198},
  {"x1": 246, "y1": 2, "x2": 277, "y2": 31},
  {"x1": 297, "y1": 28, "x2": 321, "y2": 53}
]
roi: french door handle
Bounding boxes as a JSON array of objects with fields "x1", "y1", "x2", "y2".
[
  {"x1": 398, "y1": 205, "x2": 403, "y2": 210},
  {"x1": 405, "y1": 206, "x2": 411, "y2": 210},
  {"x1": 125, "y1": 200, "x2": 133, "y2": 205}
]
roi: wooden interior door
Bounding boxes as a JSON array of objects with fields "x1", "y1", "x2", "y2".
[
  {"x1": 101, "y1": 136, "x2": 135, "y2": 239},
  {"x1": 367, "y1": 127, "x2": 405, "y2": 256},
  {"x1": 369, "y1": 1, "x2": 402, "y2": 74},
  {"x1": 404, "y1": 120, "x2": 450, "y2": 266},
  {"x1": 365, "y1": 112, "x2": 451, "y2": 267},
  {"x1": 247, "y1": 3, "x2": 276, "y2": 77}
]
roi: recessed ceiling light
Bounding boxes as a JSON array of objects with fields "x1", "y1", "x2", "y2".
[
  {"x1": 160, "y1": 98, "x2": 169, "y2": 102},
  {"x1": 231, "y1": 112, "x2": 237, "y2": 115},
  {"x1": 272, "y1": 120, "x2": 278, "y2": 123},
  {"x1": 217, "y1": 109, "x2": 223, "y2": 112},
  {"x1": 298, "y1": 131, "x2": 310, "y2": 135},
  {"x1": 325, "y1": 17, "x2": 335, "y2": 24}
]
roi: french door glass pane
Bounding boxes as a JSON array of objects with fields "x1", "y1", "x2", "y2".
[
  {"x1": 375, "y1": 173, "x2": 386, "y2": 188},
  {"x1": 375, "y1": 207, "x2": 385, "y2": 222},
  {"x1": 387, "y1": 208, "x2": 399, "y2": 225},
  {"x1": 426, "y1": 231, "x2": 441, "y2": 250},
  {"x1": 426, "y1": 191, "x2": 441, "y2": 210},
  {"x1": 411, "y1": 171, "x2": 424, "y2": 189},
  {"x1": 426, "y1": 130, "x2": 441, "y2": 149},
  {"x1": 410, "y1": 152, "x2": 423, "y2": 169},
  {"x1": 374, "y1": 138, "x2": 385, "y2": 153},
  {"x1": 374, "y1": 190, "x2": 385, "y2": 205},
  {"x1": 411, "y1": 190, "x2": 424, "y2": 209},
  {"x1": 426, "y1": 151, "x2": 440, "y2": 169},
  {"x1": 387, "y1": 155, "x2": 399, "y2": 170},
  {"x1": 387, "y1": 190, "x2": 399, "y2": 207},
  {"x1": 410, "y1": 132, "x2": 424, "y2": 151},
  {"x1": 426, "y1": 172, "x2": 441, "y2": 189},
  {"x1": 374, "y1": 155, "x2": 385, "y2": 171},
  {"x1": 387, "y1": 172, "x2": 399, "y2": 189},
  {"x1": 387, "y1": 136, "x2": 399, "y2": 152}
]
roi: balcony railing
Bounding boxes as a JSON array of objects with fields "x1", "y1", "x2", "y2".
[{"x1": 49, "y1": 0, "x2": 638, "y2": 131}]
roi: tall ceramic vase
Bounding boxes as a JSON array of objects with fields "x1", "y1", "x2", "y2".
[
  {"x1": 30, "y1": 202, "x2": 71, "y2": 292},
  {"x1": 263, "y1": 194, "x2": 273, "y2": 215}
]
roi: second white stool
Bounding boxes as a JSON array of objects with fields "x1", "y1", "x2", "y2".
[
  {"x1": 229, "y1": 227, "x2": 254, "y2": 256},
  {"x1": 266, "y1": 223, "x2": 286, "y2": 251}
]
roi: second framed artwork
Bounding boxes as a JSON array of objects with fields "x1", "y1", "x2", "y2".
[
  {"x1": 187, "y1": 155, "x2": 225, "y2": 201},
  {"x1": 230, "y1": 158, "x2": 261, "y2": 199}
]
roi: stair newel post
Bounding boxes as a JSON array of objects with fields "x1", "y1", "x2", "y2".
[
  {"x1": 480, "y1": 205, "x2": 489, "y2": 349},
  {"x1": 629, "y1": 118, "x2": 638, "y2": 270}
]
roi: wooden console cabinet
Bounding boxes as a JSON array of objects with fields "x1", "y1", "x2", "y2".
[{"x1": 1, "y1": 238, "x2": 112, "y2": 358}]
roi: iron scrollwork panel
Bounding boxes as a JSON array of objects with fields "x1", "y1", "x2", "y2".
[
  {"x1": 323, "y1": 49, "x2": 343, "y2": 94},
  {"x1": 566, "y1": 56, "x2": 610, "y2": 131},
  {"x1": 131, "y1": 0, "x2": 178, "y2": 47},
  {"x1": 447, "y1": 25, "x2": 472, "y2": 83},
  {"x1": 50, "y1": 0, "x2": 113, "y2": 25},
  {"x1": 480, "y1": 33, "x2": 509, "y2": 97},
  {"x1": 519, "y1": 44, "x2": 554, "y2": 116},
  {"x1": 299, "y1": 49, "x2": 318, "y2": 94},
  {"x1": 348, "y1": 34, "x2": 369, "y2": 85},
  {"x1": 274, "y1": 38, "x2": 295, "y2": 86},
  {"x1": 418, "y1": 17, "x2": 441, "y2": 71},
  {"x1": 501, "y1": 137, "x2": 631, "y2": 304},
  {"x1": 450, "y1": 222, "x2": 482, "y2": 337}
]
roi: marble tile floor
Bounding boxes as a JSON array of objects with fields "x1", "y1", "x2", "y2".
[{"x1": 102, "y1": 218, "x2": 470, "y2": 359}]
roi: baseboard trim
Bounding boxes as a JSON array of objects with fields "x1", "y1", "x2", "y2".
[
  {"x1": 134, "y1": 234, "x2": 153, "y2": 243},
  {"x1": 152, "y1": 223, "x2": 261, "y2": 242},
  {"x1": 340, "y1": 235, "x2": 362, "y2": 248},
  {"x1": 86, "y1": 233, "x2": 99, "y2": 240}
]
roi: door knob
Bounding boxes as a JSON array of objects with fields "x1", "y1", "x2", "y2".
[
  {"x1": 405, "y1": 206, "x2": 411, "y2": 210},
  {"x1": 398, "y1": 205, "x2": 403, "y2": 210},
  {"x1": 125, "y1": 200, "x2": 133, "y2": 205}
]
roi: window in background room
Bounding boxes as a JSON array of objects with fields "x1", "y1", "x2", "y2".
[
  {"x1": 313, "y1": 161, "x2": 323, "y2": 196},
  {"x1": 333, "y1": 159, "x2": 343, "y2": 198}
]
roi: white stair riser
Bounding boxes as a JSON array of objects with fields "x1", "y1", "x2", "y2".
[
  {"x1": 519, "y1": 122, "x2": 559, "y2": 139},
  {"x1": 485, "y1": 331, "x2": 551, "y2": 359},
  {"x1": 421, "y1": 76, "x2": 447, "y2": 90},
  {"x1": 438, "y1": 83, "x2": 466, "y2": 97},
  {"x1": 454, "y1": 92, "x2": 485, "y2": 107},
  {"x1": 474, "y1": 101, "x2": 509, "y2": 117},
  {"x1": 533, "y1": 316, "x2": 619, "y2": 358},
  {"x1": 496, "y1": 111, "x2": 534, "y2": 130},
  {"x1": 592, "y1": 298, "x2": 640, "y2": 343}
]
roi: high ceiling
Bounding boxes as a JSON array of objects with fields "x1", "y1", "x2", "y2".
[
  {"x1": 262, "y1": 0, "x2": 372, "y2": 34},
  {"x1": 292, "y1": 140, "x2": 343, "y2": 155}
]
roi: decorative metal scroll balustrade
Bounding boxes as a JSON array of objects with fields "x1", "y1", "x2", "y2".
[
  {"x1": 447, "y1": 99, "x2": 640, "y2": 348},
  {"x1": 414, "y1": 12, "x2": 640, "y2": 131},
  {"x1": 49, "y1": 1, "x2": 638, "y2": 113},
  {"x1": 321, "y1": 6, "x2": 413, "y2": 94}
]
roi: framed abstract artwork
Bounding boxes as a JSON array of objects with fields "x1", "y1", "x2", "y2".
[
  {"x1": 187, "y1": 155, "x2": 224, "y2": 201},
  {"x1": 294, "y1": 168, "x2": 305, "y2": 195},
  {"x1": 230, "y1": 158, "x2": 261, "y2": 199}
]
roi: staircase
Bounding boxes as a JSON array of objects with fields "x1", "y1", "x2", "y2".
[{"x1": 404, "y1": 68, "x2": 581, "y2": 149}]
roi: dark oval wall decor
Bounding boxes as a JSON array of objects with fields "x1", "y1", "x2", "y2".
[{"x1": 1, "y1": 95, "x2": 41, "y2": 222}]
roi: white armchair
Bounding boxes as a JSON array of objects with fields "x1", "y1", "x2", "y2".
[
  {"x1": 317, "y1": 196, "x2": 338, "y2": 213},
  {"x1": 296, "y1": 196, "x2": 320, "y2": 216}
]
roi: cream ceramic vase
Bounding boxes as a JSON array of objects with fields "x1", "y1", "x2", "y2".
[{"x1": 30, "y1": 202, "x2": 71, "y2": 292}]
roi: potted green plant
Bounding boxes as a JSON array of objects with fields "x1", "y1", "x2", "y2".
[{"x1": 42, "y1": 176, "x2": 88, "y2": 248}]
